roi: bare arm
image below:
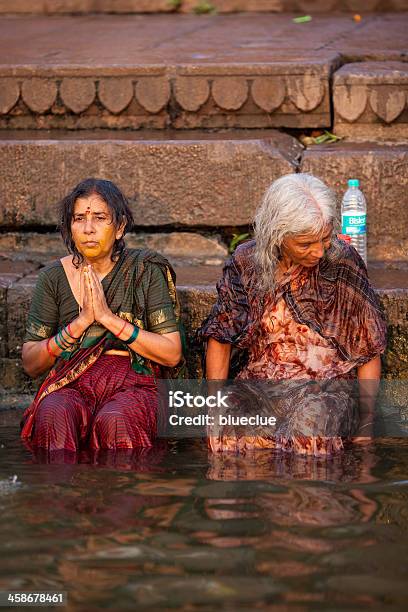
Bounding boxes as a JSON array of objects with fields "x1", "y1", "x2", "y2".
[
  {"x1": 22, "y1": 268, "x2": 95, "y2": 378},
  {"x1": 356, "y1": 355, "x2": 381, "y2": 435},
  {"x1": 22, "y1": 269, "x2": 95, "y2": 378},
  {"x1": 22, "y1": 313, "x2": 92, "y2": 378},
  {"x1": 99, "y1": 312, "x2": 182, "y2": 368},
  {"x1": 206, "y1": 338, "x2": 231, "y2": 380}
]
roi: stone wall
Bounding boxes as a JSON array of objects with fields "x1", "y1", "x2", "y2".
[{"x1": 1, "y1": 1, "x2": 407, "y2": 13}]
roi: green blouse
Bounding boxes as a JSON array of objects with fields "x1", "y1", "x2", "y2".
[{"x1": 24, "y1": 248, "x2": 179, "y2": 374}]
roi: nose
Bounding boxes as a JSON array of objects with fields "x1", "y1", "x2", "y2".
[
  {"x1": 311, "y1": 241, "x2": 325, "y2": 259},
  {"x1": 83, "y1": 216, "x2": 95, "y2": 234}
]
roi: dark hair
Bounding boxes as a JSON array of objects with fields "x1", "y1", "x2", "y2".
[{"x1": 59, "y1": 178, "x2": 134, "y2": 267}]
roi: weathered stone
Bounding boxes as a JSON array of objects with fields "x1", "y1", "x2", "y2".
[
  {"x1": 21, "y1": 78, "x2": 57, "y2": 113},
  {"x1": 0, "y1": 78, "x2": 19, "y2": 114},
  {"x1": 333, "y1": 85, "x2": 368, "y2": 123},
  {"x1": 7, "y1": 276, "x2": 38, "y2": 358},
  {"x1": 60, "y1": 78, "x2": 96, "y2": 113},
  {"x1": 135, "y1": 78, "x2": 170, "y2": 113},
  {"x1": 98, "y1": 78, "x2": 134, "y2": 114},
  {"x1": 172, "y1": 62, "x2": 332, "y2": 129},
  {"x1": 333, "y1": 62, "x2": 408, "y2": 140},
  {"x1": 0, "y1": 358, "x2": 36, "y2": 393},
  {"x1": 381, "y1": 324, "x2": 408, "y2": 379},
  {"x1": 251, "y1": 78, "x2": 285, "y2": 113},
  {"x1": 369, "y1": 262, "x2": 408, "y2": 293},
  {"x1": 369, "y1": 87, "x2": 406, "y2": 124},
  {"x1": 179, "y1": 0, "x2": 406, "y2": 12},
  {"x1": 286, "y1": 73, "x2": 324, "y2": 112},
  {"x1": 301, "y1": 143, "x2": 408, "y2": 261},
  {"x1": 174, "y1": 77, "x2": 210, "y2": 112},
  {"x1": 0, "y1": 1, "x2": 176, "y2": 13},
  {"x1": 176, "y1": 285, "x2": 217, "y2": 377},
  {"x1": 0, "y1": 260, "x2": 38, "y2": 276},
  {"x1": 212, "y1": 78, "x2": 248, "y2": 111},
  {"x1": 0, "y1": 232, "x2": 228, "y2": 266},
  {"x1": 3, "y1": 15, "x2": 387, "y2": 129},
  {"x1": 295, "y1": 0, "x2": 338, "y2": 9},
  {"x1": 180, "y1": 0, "x2": 281, "y2": 11},
  {"x1": 0, "y1": 233, "x2": 65, "y2": 264},
  {"x1": 378, "y1": 289, "x2": 408, "y2": 328},
  {"x1": 126, "y1": 233, "x2": 227, "y2": 265},
  {"x1": 0, "y1": 133, "x2": 295, "y2": 227},
  {"x1": 0, "y1": 274, "x2": 19, "y2": 358},
  {"x1": 2, "y1": 0, "x2": 408, "y2": 13}
]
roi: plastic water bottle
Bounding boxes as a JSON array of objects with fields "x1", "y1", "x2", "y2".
[{"x1": 341, "y1": 179, "x2": 367, "y2": 265}]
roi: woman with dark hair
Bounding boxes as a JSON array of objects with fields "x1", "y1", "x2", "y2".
[{"x1": 21, "y1": 178, "x2": 182, "y2": 452}]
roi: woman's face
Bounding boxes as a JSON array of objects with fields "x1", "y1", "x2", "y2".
[
  {"x1": 280, "y1": 225, "x2": 333, "y2": 268},
  {"x1": 71, "y1": 194, "x2": 125, "y2": 262}
]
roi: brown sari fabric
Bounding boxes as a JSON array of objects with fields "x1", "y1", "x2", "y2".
[
  {"x1": 198, "y1": 237, "x2": 387, "y2": 367},
  {"x1": 198, "y1": 238, "x2": 387, "y2": 456}
]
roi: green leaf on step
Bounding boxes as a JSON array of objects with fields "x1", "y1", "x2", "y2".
[
  {"x1": 293, "y1": 15, "x2": 312, "y2": 23},
  {"x1": 229, "y1": 233, "x2": 250, "y2": 253}
]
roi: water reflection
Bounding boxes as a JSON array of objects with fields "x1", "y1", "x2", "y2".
[
  {"x1": 206, "y1": 443, "x2": 379, "y2": 483},
  {"x1": 29, "y1": 440, "x2": 169, "y2": 471},
  {"x1": 1, "y1": 423, "x2": 408, "y2": 608}
]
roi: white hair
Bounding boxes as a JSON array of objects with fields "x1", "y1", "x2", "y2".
[{"x1": 253, "y1": 173, "x2": 338, "y2": 294}]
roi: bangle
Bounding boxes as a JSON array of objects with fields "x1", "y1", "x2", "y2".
[
  {"x1": 53, "y1": 333, "x2": 63, "y2": 351},
  {"x1": 54, "y1": 332, "x2": 69, "y2": 351},
  {"x1": 114, "y1": 320, "x2": 128, "y2": 338},
  {"x1": 60, "y1": 326, "x2": 76, "y2": 345},
  {"x1": 66, "y1": 323, "x2": 80, "y2": 340},
  {"x1": 58, "y1": 329, "x2": 73, "y2": 348},
  {"x1": 46, "y1": 337, "x2": 55, "y2": 357},
  {"x1": 123, "y1": 324, "x2": 140, "y2": 345}
]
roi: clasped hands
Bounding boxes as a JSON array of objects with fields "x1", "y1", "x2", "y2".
[{"x1": 79, "y1": 264, "x2": 112, "y2": 328}]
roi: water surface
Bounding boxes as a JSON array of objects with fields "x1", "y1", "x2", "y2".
[{"x1": 1, "y1": 413, "x2": 408, "y2": 610}]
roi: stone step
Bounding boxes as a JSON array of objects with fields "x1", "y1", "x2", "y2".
[
  {"x1": 0, "y1": 128, "x2": 299, "y2": 226},
  {"x1": 333, "y1": 62, "x2": 408, "y2": 141},
  {"x1": 1, "y1": 1, "x2": 407, "y2": 14},
  {"x1": 0, "y1": 261, "x2": 407, "y2": 393},
  {"x1": 0, "y1": 232, "x2": 228, "y2": 267},
  {"x1": 1, "y1": 133, "x2": 406, "y2": 260},
  {"x1": 301, "y1": 142, "x2": 408, "y2": 261},
  {"x1": 0, "y1": 14, "x2": 407, "y2": 130}
]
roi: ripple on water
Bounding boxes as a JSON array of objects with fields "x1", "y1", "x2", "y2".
[{"x1": 0, "y1": 433, "x2": 408, "y2": 608}]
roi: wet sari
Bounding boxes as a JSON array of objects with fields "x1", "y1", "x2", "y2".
[
  {"x1": 198, "y1": 238, "x2": 387, "y2": 456},
  {"x1": 21, "y1": 248, "x2": 184, "y2": 449}
]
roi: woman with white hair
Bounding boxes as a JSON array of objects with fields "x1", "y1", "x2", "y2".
[{"x1": 198, "y1": 173, "x2": 387, "y2": 456}]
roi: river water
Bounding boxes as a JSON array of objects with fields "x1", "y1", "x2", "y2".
[{"x1": 1, "y1": 411, "x2": 408, "y2": 611}]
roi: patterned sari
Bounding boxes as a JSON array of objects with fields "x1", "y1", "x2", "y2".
[
  {"x1": 198, "y1": 238, "x2": 387, "y2": 456},
  {"x1": 21, "y1": 248, "x2": 184, "y2": 446}
]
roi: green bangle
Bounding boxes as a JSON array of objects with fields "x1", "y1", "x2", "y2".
[
  {"x1": 53, "y1": 332, "x2": 65, "y2": 351},
  {"x1": 123, "y1": 325, "x2": 140, "y2": 345},
  {"x1": 55, "y1": 329, "x2": 73, "y2": 351},
  {"x1": 60, "y1": 327, "x2": 75, "y2": 347}
]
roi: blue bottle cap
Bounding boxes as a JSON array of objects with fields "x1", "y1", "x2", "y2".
[{"x1": 348, "y1": 179, "x2": 359, "y2": 187}]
